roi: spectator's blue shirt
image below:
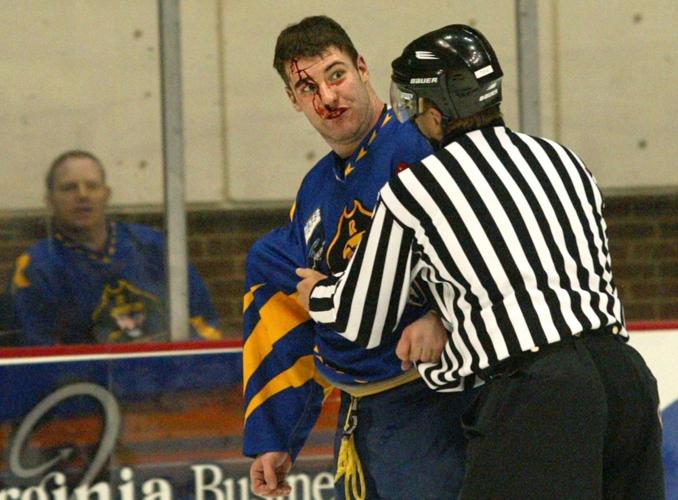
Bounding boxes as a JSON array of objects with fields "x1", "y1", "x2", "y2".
[{"x1": 10, "y1": 221, "x2": 222, "y2": 345}]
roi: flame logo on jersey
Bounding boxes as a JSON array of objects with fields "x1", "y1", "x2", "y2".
[{"x1": 326, "y1": 200, "x2": 373, "y2": 273}]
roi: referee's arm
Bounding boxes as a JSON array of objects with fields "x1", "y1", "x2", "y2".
[{"x1": 306, "y1": 199, "x2": 418, "y2": 349}]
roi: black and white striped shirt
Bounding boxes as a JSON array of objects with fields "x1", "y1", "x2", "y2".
[{"x1": 309, "y1": 125, "x2": 626, "y2": 391}]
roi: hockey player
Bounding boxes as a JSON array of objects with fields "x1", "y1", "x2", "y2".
[{"x1": 243, "y1": 16, "x2": 478, "y2": 499}]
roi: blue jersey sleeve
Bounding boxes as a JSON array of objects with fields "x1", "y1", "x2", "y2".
[
  {"x1": 187, "y1": 263, "x2": 223, "y2": 340},
  {"x1": 10, "y1": 251, "x2": 61, "y2": 345},
  {"x1": 242, "y1": 223, "x2": 331, "y2": 460}
]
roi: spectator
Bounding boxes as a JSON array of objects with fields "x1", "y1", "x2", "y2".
[
  {"x1": 0, "y1": 288, "x2": 19, "y2": 346},
  {"x1": 9, "y1": 150, "x2": 222, "y2": 345}
]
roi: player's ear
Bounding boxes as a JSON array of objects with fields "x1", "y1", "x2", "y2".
[
  {"x1": 356, "y1": 55, "x2": 369, "y2": 83},
  {"x1": 286, "y1": 87, "x2": 302, "y2": 112}
]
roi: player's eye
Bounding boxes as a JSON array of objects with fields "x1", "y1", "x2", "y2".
[
  {"x1": 299, "y1": 82, "x2": 317, "y2": 96},
  {"x1": 329, "y1": 70, "x2": 346, "y2": 83}
]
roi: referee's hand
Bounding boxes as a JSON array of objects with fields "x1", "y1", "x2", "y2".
[
  {"x1": 295, "y1": 267, "x2": 327, "y2": 310},
  {"x1": 397, "y1": 311, "x2": 447, "y2": 370}
]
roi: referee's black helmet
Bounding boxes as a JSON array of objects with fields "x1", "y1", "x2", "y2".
[{"x1": 390, "y1": 24, "x2": 503, "y2": 123}]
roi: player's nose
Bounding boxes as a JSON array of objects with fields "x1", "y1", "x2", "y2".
[{"x1": 317, "y1": 82, "x2": 338, "y2": 106}]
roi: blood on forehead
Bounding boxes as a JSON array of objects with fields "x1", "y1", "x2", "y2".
[
  {"x1": 290, "y1": 58, "x2": 329, "y2": 119},
  {"x1": 290, "y1": 59, "x2": 315, "y2": 84}
]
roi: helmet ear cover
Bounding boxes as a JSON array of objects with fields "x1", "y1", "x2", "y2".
[{"x1": 390, "y1": 24, "x2": 503, "y2": 122}]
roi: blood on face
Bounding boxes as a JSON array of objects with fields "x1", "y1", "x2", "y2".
[{"x1": 290, "y1": 59, "x2": 345, "y2": 119}]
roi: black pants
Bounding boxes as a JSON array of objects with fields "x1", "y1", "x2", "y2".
[{"x1": 460, "y1": 331, "x2": 664, "y2": 500}]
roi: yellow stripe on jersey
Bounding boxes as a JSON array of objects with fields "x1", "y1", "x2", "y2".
[
  {"x1": 244, "y1": 354, "x2": 315, "y2": 420},
  {"x1": 243, "y1": 283, "x2": 265, "y2": 313},
  {"x1": 242, "y1": 291, "x2": 310, "y2": 390},
  {"x1": 190, "y1": 316, "x2": 224, "y2": 340},
  {"x1": 12, "y1": 253, "x2": 31, "y2": 289}
]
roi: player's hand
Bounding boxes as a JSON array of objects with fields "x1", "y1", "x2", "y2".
[
  {"x1": 295, "y1": 268, "x2": 327, "y2": 310},
  {"x1": 396, "y1": 311, "x2": 448, "y2": 370},
  {"x1": 250, "y1": 451, "x2": 293, "y2": 497}
]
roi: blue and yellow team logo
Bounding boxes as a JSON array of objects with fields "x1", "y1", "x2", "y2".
[
  {"x1": 91, "y1": 280, "x2": 164, "y2": 343},
  {"x1": 326, "y1": 200, "x2": 373, "y2": 273}
]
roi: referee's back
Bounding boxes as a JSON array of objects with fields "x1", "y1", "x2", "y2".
[{"x1": 379, "y1": 124, "x2": 625, "y2": 384}]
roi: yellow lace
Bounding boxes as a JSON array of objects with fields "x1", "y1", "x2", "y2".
[{"x1": 334, "y1": 396, "x2": 365, "y2": 500}]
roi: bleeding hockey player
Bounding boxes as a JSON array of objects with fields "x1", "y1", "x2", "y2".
[{"x1": 243, "y1": 16, "x2": 478, "y2": 499}]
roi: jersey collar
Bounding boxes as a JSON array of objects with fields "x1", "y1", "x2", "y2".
[
  {"x1": 332, "y1": 104, "x2": 393, "y2": 182},
  {"x1": 54, "y1": 219, "x2": 117, "y2": 263}
]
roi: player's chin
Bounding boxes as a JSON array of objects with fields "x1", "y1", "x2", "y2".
[{"x1": 326, "y1": 123, "x2": 361, "y2": 143}]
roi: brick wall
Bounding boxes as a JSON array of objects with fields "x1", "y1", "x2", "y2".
[
  {"x1": 1, "y1": 194, "x2": 676, "y2": 340},
  {"x1": 603, "y1": 195, "x2": 678, "y2": 321}
]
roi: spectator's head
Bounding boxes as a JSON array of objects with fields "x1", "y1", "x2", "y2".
[
  {"x1": 390, "y1": 24, "x2": 503, "y2": 142},
  {"x1": 46, "y1": 150, "x2": 110, "y2": 239},
  {"x1": 273, "y1": 15, "x2": 381, "y2": 157}
]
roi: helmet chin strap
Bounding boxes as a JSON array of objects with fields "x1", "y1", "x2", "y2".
[
  {"x1": 434, "y1": 113, "x2": 456, "y2": 149},
  {"x1": 440, "y1": 115, "x2": 451, "y2": 137},
  {"x1": 427, "y1": 136, "x2": 441, "y2": 151}
]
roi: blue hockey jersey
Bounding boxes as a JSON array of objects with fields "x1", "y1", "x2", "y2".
[
  {"x1": 243, "y1": 108, "x2": 433, "y2": 458},
  {"x1": 10, "y1": 221, "x2": 222, "y2": 345}
]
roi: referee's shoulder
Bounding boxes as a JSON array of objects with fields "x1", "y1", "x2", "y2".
[
  {"x1": 393, "y1": 148, "x2": 438, "y2": 177},
  {"x1": 385, "y1": 154, "x2": 429, "y2": 198}
]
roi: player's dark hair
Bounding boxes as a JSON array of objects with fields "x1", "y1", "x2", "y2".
[
  {"x1": 273, "y1": 15, "x2": 359, "y2": 87},
  {"x1": 46, "y1": 150, "x2": 106, "y2": 192}
]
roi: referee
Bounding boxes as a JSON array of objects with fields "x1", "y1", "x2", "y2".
[{"x1": 297, "y1": 25, "x2": 664, "y2": 499}]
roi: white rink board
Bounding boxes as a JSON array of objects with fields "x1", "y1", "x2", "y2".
[{"x1": 628, "y1": 328, "x2": 678, "y2": 411}]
